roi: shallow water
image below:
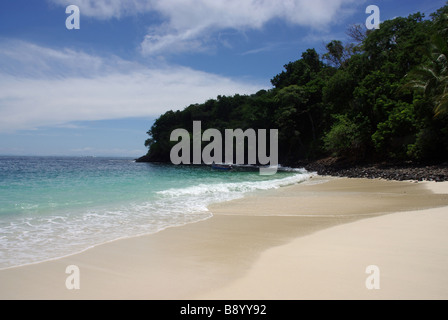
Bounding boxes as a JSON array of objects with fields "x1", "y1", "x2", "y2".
[{"x1": 0, "y1": 156, "x2": 312, "y2": 269}]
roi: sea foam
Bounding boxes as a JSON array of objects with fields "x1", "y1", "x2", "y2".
[{"x1": 0, "y1": 157, "x2": 313, "y2": 269}]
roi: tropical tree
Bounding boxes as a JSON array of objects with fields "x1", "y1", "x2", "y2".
[{"x1": 404, "y1": 33, "x2": 448, "y2": 117}]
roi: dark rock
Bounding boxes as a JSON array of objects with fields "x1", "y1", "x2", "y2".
[{"x1": 297, "y1": 157, "x2": 448, "y2": 182}]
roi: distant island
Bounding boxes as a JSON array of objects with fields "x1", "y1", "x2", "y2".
[{"x1": 137, "y1": 4, "x2": 448, "y2": 181}]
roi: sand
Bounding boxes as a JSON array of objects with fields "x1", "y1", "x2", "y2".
[{"x1": 0, "y1": 176, "x2": 447, "y2": 300}]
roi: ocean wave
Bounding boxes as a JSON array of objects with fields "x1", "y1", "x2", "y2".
[
  {"x1": 0, "y1": 161, "x2": 313, "y2": 269},
  {"x1": 157, "y1": 172, "x2": 313, "y2": 198}
]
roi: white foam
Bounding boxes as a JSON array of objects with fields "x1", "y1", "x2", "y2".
[
  {"x1": 158, "y1": 172, "x2": 313, "y2": 198},
  {"x1": 0, "y1": 170, "x2": 313, "y2": 269}
]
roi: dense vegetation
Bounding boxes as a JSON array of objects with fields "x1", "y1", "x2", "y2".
[{"x1": 138, "y1": 5, "x2": 448, "y2": 166}]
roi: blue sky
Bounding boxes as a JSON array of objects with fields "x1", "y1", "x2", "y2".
[{"x1": 0, "y1": 0, "x2": 446, "y2": 157}]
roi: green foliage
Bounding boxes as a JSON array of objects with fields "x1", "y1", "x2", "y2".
[
  {"x1": 408, "y1": 127, "x2": 442, "y2": 161},
  {"x1": 323, "y1": 115, "x2": 366, "y2": 158},
  {"x1": 362, "y1": 13, "x2": 430, "y2": 76},
  {"x1": 404, "y1": 31, "x2": 448, "y2": 117},
  {"x1": 141, "y1": 4, "x2": 448, "y2": 165},
  {"x1": 322, "y1": 40, "x2": 359, "y2": 69},
  {"x1": 372, "y1": 102, "x2": 417, "y2": 159},
  {"x1": 271, "y1": 49, "x2": 323, "y2": 88},
  {"x1": 322, "y1": 70, "x2": 355, "y2": 114}
]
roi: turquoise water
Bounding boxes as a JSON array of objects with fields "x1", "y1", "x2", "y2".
[{"x1": 0, "y1": 156, "x2": 312, "y2": 269}]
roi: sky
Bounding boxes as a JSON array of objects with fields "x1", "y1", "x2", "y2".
[{"x1": 0, "y1": 0, "x2": 446, "y2": 157}]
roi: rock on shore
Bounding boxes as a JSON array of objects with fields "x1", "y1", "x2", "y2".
[{"x1": 299, "y1": 158, "x2": 448, "y2": 182}]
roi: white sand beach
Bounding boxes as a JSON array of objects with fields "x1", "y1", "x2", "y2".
[{"x1": 0, "y1": 177, "x2": 447, "y2": 300}]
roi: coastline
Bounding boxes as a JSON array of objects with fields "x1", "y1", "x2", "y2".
[
  {"x1": 199, "y1": 179, "x2": 448, "y2": 300},
  {"x1": 300, "y1": 158, "x2": 448, "y2": 182},
  {"x1": 0, "y1": 176, "x2": 447, "y2": 299}
]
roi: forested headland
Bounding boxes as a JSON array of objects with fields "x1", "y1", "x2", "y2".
[{"x1": 137, "y1": 4, "x2": 448, "y2": 174}]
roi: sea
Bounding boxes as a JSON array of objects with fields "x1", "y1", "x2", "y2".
[{"x1": 0, "y1": 156, "x2": 313, "y2": 269}]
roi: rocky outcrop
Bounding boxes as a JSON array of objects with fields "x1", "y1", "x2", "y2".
[{"x1": 298, "y1": 157, "x2": 448, "y2": 182}]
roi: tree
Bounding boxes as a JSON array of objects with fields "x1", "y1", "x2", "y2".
[
  {"x1": 346, "y1": 24, "x2": 368, "y2": 44},
  {"x1": 372, "y1": 102, "x2": 418, "y2": 159},
  {"x1": 139, "y1": 4, "x2": 448, "y2": 165},
  {"x1": 323, "y1": 40, "x2": 357, "y2": 68},
  {"x1": 322, "y1": 69, "x2": 356, "y2": 114},
  {"x1": 404, "y1": 32, "x2": 448, "y2": 117},
  {"x1": 362, "y1": 13, "x2": 430, "y2": 76},
  {"x1": 323, "y1": 114, "x2": 367, "y2": 158},
  {"x1": 271, "y1": 49, "x2": 323, "y2": 88}
]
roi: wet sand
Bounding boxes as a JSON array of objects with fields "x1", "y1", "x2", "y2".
[{"x1": 0, "y1": 177, "x2": 447, "y2": 300}]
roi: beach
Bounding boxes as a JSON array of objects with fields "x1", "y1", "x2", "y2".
[{"x1": 1, "y1": 176, "x2": 447, "y2": 300}]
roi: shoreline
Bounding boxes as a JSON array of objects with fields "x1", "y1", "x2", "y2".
[
  {"x1": 0, "y1": 167, "x2": 311, "y2": 271},
  {"x1": 0, "y1": 212, "x2": 216, "y2": 273},
  {"x1": 0, "y1": 176, "x2": 447, "y2": 299},
  {"x1": 135, "y1": 157, "x2": 448, "y2": 182},
  {"x1": 199, "y1": 179, "x2": 448, "y2": 300},
  {"x1": 299, "y1": 158, "x2": 448, "y2": 182}
]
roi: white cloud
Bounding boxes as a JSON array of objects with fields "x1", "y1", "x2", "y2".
[
  {"x1": 49, "y1": 0, "x2": 153, "y2": 19},
  {"x1": 0, "y1": 40, "x2": 262, "y2": 133},
  {"x1": 142, "y1": 0, "x2": 362, "y2": 55},
  {"x1": 2, "y1": 1, "x2": 367, "y2": 132},
  {"x1": 49, "y1": 0, "x2": 363, "y2": 56}
]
